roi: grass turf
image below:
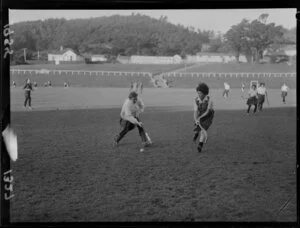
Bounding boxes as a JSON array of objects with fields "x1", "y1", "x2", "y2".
[{"x1": 10, "y1": 107, "x2": 296, "y2": 222}]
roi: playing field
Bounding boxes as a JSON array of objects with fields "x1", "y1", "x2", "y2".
[{"x1": 10, "y1": 88, "x2": 296, "y2": 222}]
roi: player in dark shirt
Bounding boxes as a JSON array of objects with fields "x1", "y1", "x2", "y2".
[{"x1": 23, "y1": 78, "x2": 33, "y2": 109}]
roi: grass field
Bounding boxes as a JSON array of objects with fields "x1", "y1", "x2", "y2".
[
  {"x1": 9, "y1": 88, "x2": 296, "y2": 222},
  {"x1": 10, "y1": 88, "x2": 297, "y2": 112}
]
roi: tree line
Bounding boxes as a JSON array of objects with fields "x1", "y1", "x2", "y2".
[{"x1": 10, "y1": 13, "x2": 295, "y2": 64}]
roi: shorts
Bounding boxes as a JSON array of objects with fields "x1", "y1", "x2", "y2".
[
  {"x1": 247, "y1": 96, "x2": 258, "y2": 106},
  {"x1": 257, "y1": 94, "x2": 265, "y2": 104}
]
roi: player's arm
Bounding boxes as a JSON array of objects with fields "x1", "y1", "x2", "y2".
[{"x1": 193, "y1": 101, "x2": 199, "y2": 124}]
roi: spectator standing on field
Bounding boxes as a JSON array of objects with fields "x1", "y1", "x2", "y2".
[
  {"x1": 241, "y1": 83, "x2": 245, "y2": 92},
  {"x1": 129, "y1": 82, "x2": 134, "y2": 92},
  {"x1": 138, "y1": 81, "x2": 143, "y2": 94},
  {"x1": 23, "y1": 78, "x2": 33, "y2": 110},
  {"x1": 281, "y1": 83, "x2": 289, "y2": 104},
  {"x1": 223, "y1": 82, "x2": 230, "y2": 98}
]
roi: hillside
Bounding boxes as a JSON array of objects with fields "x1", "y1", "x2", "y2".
[{"x1": 11, "y1": 15, "x2": 210, "y2": 57}]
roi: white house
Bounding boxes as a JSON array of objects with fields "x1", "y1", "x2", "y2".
[
  {"x1": 187, "y1": 53, "x2": 247, "y2": 63},
  {"x1": 48, "y1": 46, "x2": 83, "y2": 62},
  {"x1": 91, "y1": 55, "x2": 107, "y2": 62},
  {"x1": 131, "y1": 55, "x2": 182, "y2": 64},
  {"x1": 282, "y1": 45, "x2": 296, "y2": 57}
]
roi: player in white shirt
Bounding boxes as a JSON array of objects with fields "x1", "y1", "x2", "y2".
[
  {"x1": 223, "y1": 82, "x2": 230, "y2": 98},
  {"x1": 257, "y1": 82, "x2": 268, "y2": 111},
  {"x1": 241, "y1": 83, "x2": 245, "y2": 93},
  {"x1": 281, "y1": 83, "x2": 289, "y2": 104},
  {"x1": 113, "y1": 91, "x2": 151, "y2": 147}
]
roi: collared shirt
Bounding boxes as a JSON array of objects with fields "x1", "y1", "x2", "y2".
[
  {"x1": 257, "y1": 87, "x2": 266, "y2": 95},
  {"x1": 120, "y1": 98, "x2": 144, "y2": 124},
  {"x1": 281, "y1": 85, "x2": 288, "y2": 92}
]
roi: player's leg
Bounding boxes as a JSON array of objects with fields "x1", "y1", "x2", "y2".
[
  {"x1": 247, "y1": 104, "x2": 251, "y2": 114},
  {"x1": 137, "y1": 125, "x2": 148, "y2": 143},
  {"x1": 114, "y1": 119, "x2": 135, "y2": 144},
  {"x1": 193, "y1": 124, "x2": 200, "y2": 142},
  {"x1": 253, "y1": 102, "x2": 257, "y2": 113},
  {"x1": 197, "y1": 130, "x2": 205, "y2": 152},
  {"x1": 28, "y1": 94, "x2": 32, "y2": 108},
  {"x1": 24, "y1": 94, "x2": 29, "y2": 107},
  {"x1": 197, "y1": 112, "x2": 214, "y2": 152}
]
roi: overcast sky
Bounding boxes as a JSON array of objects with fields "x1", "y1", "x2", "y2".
[{"x1": 9, "y1": 9, "x2": 297, "y2": 33}]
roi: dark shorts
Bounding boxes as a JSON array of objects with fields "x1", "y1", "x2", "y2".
[
  {"x1": 247, "y1": 96, "x2": 258, "y2": 105},
  {"x1": 281, "y1": 91, "x2": 288, "y2": 97},
  {"x1": 193, "y1": 110, "x2": 215, "y2": 132},
  {"x1": 257, "y1": 94, "x2": 265, "y2": 104}
]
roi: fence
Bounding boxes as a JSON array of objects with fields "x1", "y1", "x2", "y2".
[
  {"x1": 10, "y1": 69, "x2": 153, "y2": 78},
  {"x1": 162, "y1": 72, "x2": 296, "y2": 78}
]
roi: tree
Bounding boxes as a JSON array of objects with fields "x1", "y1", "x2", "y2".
[
  {"x1": 246, "y1": 18, "x2": 285, "y2": 63},
  {"x1": 224, "y1": 15, "x2": 285, "y2": 63},
  {"x1": 224, "y1": 19, "x2": 249, "y2": 62}
]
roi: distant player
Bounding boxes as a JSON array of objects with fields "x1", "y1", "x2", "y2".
[
  {"x1": 223, "y1": 82, "x2": 230, "y2": 98},
  {"x1": 241, "y1": 83, "x2": 245, "y2": 92},
  {"x1": 64, "y1": 82, "x2": 69, "y2": 88},
  {"x1": 129, "y1": 82, "x2": 134, "y2": 92},
  {"x1": 12, "y1": 81, "x2": 16, "y2": 87},
  {"x1": 133, "y1": 81, "x2": 138, "y2": 92},
  {"x1": 257, "y1": 82, "x2": 268, "y2": 111},
  {"x1": 246, "y1": 84, "x2": 258, "y2": 115},
  {"x1": 23, "y1": 78, "x2": 33, "y2": 110},
  {"x1": 139, "y1": 82, "x2": 143, "y2": 94},
  {"x1": 193, "y1": 83, "x2": 215, "y2": 153},
  {"x1": 34, "y1": 81, "x2": 38, "y2": 87},
  {"x1": 113, "y1": 91, "x2": 152, "y2": 148},
  {"x1": 281, "y1": 83, "x2": 289, "y2": 104},
  {"x1": 48, "y1": 80, "x2": 52, "y2": 87}
]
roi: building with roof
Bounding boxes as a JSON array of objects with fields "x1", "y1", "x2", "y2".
[
  {"x1": 48, "y1": 46, "x2": 83, "y2": 62},
  {"x1": 131, "y1": 55, "x2": 182, "y2": 64},
  {"x1": 188, "y1": 53, "x2": 247, "y2": 63},
  {"x1": 117, "y1": 55, "x2": 131, "y2": 64},
  {"x1": 91, "y1": 55, "x2": 107, "y2": 62}
]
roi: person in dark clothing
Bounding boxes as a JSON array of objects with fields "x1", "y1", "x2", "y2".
[{"x1": 23, "y1": 78, "x2": 33, "y2": 109}]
